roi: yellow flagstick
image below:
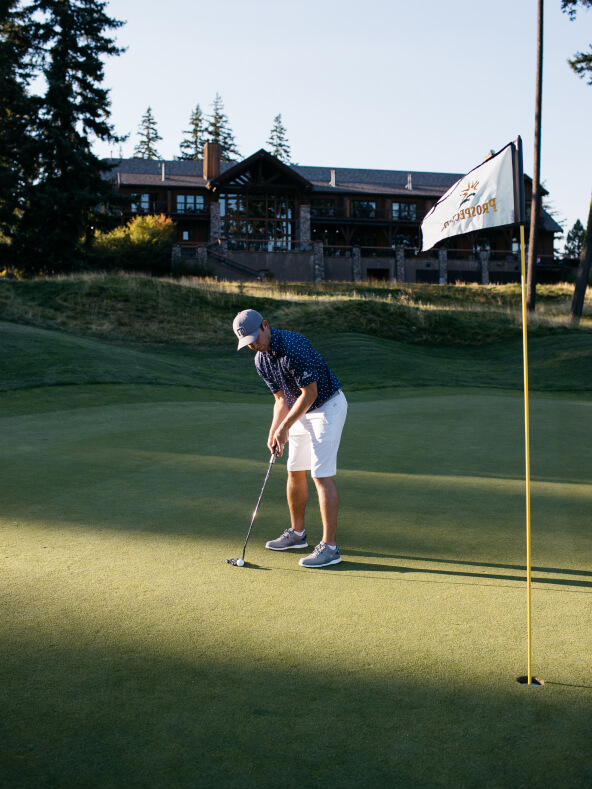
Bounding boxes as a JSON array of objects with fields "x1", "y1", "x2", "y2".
[{"x1": 519, "y1": 223, "x2": 533, "y2": 686}]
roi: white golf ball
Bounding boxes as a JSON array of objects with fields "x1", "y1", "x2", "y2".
[{"x1": 236, "y1": 558, "x2": 245, "y2": 567}]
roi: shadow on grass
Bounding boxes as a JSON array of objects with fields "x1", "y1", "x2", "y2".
[
  {"x1": 545, "y1": 681, "x2": 592, "y2": 690},
  {"x1": 335, "y1": 550, "x2": 592, "y2": 589},
  {"x1": 2, "y1": 635, "x2": 592, "y2": 789}
]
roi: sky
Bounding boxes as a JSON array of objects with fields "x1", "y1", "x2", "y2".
[{"x1": 94, "y1": 0, "x2": 592, "y2": 243}]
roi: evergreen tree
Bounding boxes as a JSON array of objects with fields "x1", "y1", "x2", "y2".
[
  {"x1": 8, "y1": 0, "x2": 124, "y2": 274},
  {"x1": 133, "y1": 106, "x2": 162, "y2": 159},
  {"x1": 266, "y1": 114, "x2": 292, "y2": 164},
  {"x1": 204, "y1": 93, "x2": 240, "y2": 161},
  {"x1": 564, "y1": 218, "x2": 586, "y2": 257},
  {"x1": 0, "y1": 1, "x2": 37, "y2": 246},
  {"x1": 562, "y1": 0, "x2": 592, "y2": 84},
  {"x1": 178, "y1": 103, "x2": 205, "y2": 160}
]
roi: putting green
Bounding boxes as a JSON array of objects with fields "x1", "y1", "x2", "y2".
[{"x1": 1, "y1": 386, "x2": 591, "y2": 788}]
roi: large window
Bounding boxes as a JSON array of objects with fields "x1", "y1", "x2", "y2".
[
  {"x1": 176, "y1": 194, "x2": 205, "y2": 213},
  {"x1": 220, "y1": 193, "x2": 296, "y2": 250},
  {"x1": 392, "y1": 202, "x2": 418, "y2": 221},
  {"x1": 311, "y1": 199, "x2": 335, "y2": 218},
  {"x1": 350, "y1": 200, "x2": 376, "y2": 219},
  {"x1": 393, "y1": 231, "x2": 419, "y2": 248},
  {"x1": 130, "y1": 193, "x2": 156, "y2": 213}
]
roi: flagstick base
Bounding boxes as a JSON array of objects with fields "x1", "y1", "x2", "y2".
[{"x1": 516, "y1": 676, "x2": 544, "y2": 687}]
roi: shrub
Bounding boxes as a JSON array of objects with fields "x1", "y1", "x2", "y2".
[{"x1": 89, "y1": 214, "x2": 176, "y2": 275}]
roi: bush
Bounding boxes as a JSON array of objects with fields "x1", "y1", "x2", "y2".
[{"x1": 89, "y1": 214, "x2": 176, "y2": 275}]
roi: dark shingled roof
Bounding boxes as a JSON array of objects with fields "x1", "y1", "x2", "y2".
[
  {"x1": 104, "y1": 158, "x2": 235, "y2": 188},
  {"x1": 103, "y1": 156, "x2": 561, "y2": 231},
  {"x1": 293, "y1": 166, "x2": 464, "y2": 196},
  {"x1": 104, "y1": 158, "x2": 463, "y2": 196}
]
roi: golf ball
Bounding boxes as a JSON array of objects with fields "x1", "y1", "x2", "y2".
[{"x1": 236, "y1": 558, "x2": 245, "y2": 567}]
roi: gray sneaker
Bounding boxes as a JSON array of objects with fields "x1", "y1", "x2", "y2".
[
  {"x1": 299, "y1": 542, "x2": 342, "y2": 568},
  {"x1": 265, "y1": 528, "x2": 308, "y2": 551}
]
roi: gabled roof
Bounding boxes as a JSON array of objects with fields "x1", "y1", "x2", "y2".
[
  {"x1": 207, "y1": 149, "x2": 313, "y2": 191},
  {"x1": 103, "y1": 154, "x2": 555, "y2": 216}
]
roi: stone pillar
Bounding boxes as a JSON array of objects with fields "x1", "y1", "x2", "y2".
[
  {"x1": 313, "y1": 241, "x2": 325, "y2": 283},
  {"x1": 352, "y1": 246, "x2": 362, "y2": 282},
  {"x1": 438, "y1": 249, "x2": 448, "y2": 284},
  {"x1": 480, "y1": 251, "x2": 490, "y2": 285},
  {"x1": 299, "y1": 204, "x2": 311, "y2": 249},
  {"x1": 396, "y1": 248, "x2": 406, "y2": 282},
  {"x1": 209, "y1": 202, "x2": 221, "y2": 241},
  {"x1": 197, "y1": 246, "x2": 208, "y2": 268},
  {"x1": 171, "y1": 244, "x2": 182, "y2": 274}
]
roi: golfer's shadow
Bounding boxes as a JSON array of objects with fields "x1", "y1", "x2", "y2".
[{"x1": 338, "y1": 550, "x2": 592, "y2": 589}]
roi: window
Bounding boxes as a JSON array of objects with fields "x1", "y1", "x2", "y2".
[
  {"x1": 350, "y1": 200, "x2": 376, "y2": 219},
  {"x1": 310, "y1": 199, "x2": 335, "y2": 218},
  {"x1": 392, "y1": 202, "x2": 417, "y2": 221},
  {"x1": 131, "y1": 193, "x2": 151, "y2": 213},
  {"x1": 176, "y1": 194, "x2": 205, "y2": 213},
  {"x1": 220, "y1": 193, "x2": 296, "y2": 250},
  {"x1": 393, "y1": 231, "x2": 419, "y2": 248}
]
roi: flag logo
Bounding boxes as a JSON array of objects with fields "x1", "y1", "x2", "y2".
[{"x1": 421, "y1": 142, "x2": 517, "y2": 252}]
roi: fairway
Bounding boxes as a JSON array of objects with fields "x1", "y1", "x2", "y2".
[{"x1": 1, "y1": 385, "x2": 591, "y2": 788}]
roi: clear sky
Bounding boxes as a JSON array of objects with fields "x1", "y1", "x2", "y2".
[{"x1": 94, "y1": 0, "x2": 592, "y2": 244}]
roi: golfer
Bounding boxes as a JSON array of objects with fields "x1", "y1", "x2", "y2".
[{"x1": 233, "y1": 309, "x2": 347, "y2": 568}]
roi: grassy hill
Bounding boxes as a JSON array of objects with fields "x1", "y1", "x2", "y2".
[{"x1": 1, "y1": 274, "x2": 591, "y2": 395}]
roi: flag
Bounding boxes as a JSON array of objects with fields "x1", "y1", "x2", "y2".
[{"x1": 421, "y1": 142, "x2": 517, "y2": 252}]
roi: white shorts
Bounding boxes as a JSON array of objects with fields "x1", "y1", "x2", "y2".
[{"x1": 287, "y1": 390, "x2": 347, "y2": 478}]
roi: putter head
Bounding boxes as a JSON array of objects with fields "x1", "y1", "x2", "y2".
[{"x1": 226, "y1": 558, "x2": 244, "y2": 566}]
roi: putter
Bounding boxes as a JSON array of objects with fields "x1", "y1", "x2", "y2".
[{"x1": 227, "y1": 450, "x2": 278, "y2": 566}]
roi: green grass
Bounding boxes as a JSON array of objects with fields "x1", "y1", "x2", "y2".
[
  {"x1": 1, "y1": 387, "x2": 591, "y2": 788},
  {"x1": 1, "y1": 274, "x2": 591, "y2": 787},
  {"x1": 1, "y1": 274, "x2": 591, "y2": 350},
  {"x1": 2, "y1": 319, "x2": 592, "y2": 394}
]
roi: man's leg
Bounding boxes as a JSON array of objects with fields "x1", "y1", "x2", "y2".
[
  {"x1": 288, "y1": 470, "x2": 308, "y2": 532},
  {"x1": 313, "y1": 475, "x2": 339, "y2": 546}
]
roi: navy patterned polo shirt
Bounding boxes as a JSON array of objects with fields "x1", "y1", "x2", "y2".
[{"x1": 255, "y1": 328, "x2": 341, "y2": 411}]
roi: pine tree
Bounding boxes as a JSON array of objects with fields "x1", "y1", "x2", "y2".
[
  {"x1": 266, "y1": 114, "x2": 292, "y2": 164},
  {"x1": 133, "y1": 106, "x2": 162, "y2": 159},
  {"x1": 178, "y1": 104, "x2": 205, "y2": 160},
  {"x1": 9, "y1": 0, "x2": 124, "y2": 274},
  {"x1": 564, "y1": 218, "x2": 586, "y2": 258},
  {"x1": 0, "y1": 1, "x2": 38, "y2": 247},
  {"x1": 204, "y1": 93, "x2": 240, "y2": 161},
  {"x1": 562, "y1": 1, "x2": 592, "y2": 84}
]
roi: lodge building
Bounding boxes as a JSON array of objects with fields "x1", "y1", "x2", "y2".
[{"x1": 106, "y1": 142, "x2": 562, "y2": 283}]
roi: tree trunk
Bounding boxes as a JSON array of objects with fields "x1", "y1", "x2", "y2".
[
  {"x1": 570, "y1": 194, "x2": 592, "y2": 324},
  {"x1": 526, "y1": 0, "x2": 544, "y2": 313}
]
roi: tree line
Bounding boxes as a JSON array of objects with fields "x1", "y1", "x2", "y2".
[{"x1": 133, "y1": 97, "x2": 292, "y2": 165}]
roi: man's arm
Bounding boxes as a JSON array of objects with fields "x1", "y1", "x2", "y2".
[{"x1": 269, "y1": 381, "x2": 318, "y2": 455}]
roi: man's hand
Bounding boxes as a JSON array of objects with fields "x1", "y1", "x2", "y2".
[
  {"x1": 267, "y1": 382, "x2": 318, "y2": 457},
  {"x1": 270, "y1": 424, "x2": 290, "y2": 456}
]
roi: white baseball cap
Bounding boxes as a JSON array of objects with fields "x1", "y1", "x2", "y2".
[{"x1": 233, "y1": 309, "x2": 264, "y2": 350}]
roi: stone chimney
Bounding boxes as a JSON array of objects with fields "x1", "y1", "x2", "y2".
[
  {"x1": 330, "y1": 169, "x2": 336, "y2": 187},
  {"x1": 204, "y1": 141, "x2": 220, "y2": 180},
  {"x1": 406, "y1": 173, "x2": 413, "y2": 191},
  {"x1": 161, "y1": 161, "x2": 166, "y2": 182}
]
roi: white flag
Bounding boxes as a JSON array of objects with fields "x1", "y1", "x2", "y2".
[{"x1": 421, "y1": 143, "x2": 516, "y2": 252}]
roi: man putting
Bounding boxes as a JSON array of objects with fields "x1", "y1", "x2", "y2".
[{"x1": 233, "y1": 309, "x2": 348, "y2": 568}]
